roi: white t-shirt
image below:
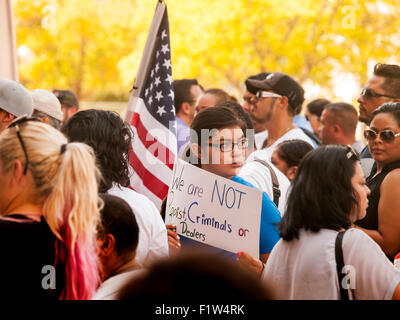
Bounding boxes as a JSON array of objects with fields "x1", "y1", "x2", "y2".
[
  {"x1": 92, "y1": 268, "x2": 145, "y2": 300},
  {"x1": 238, "y1": 160, "x2": 290, "y2": 216},
  {"x1": 254, "y1": 129, "x2": 269, "y2": 150},
  {"x1": 247, "y1": 127, "x2": 315, "y2": 163},
  {"x1": 108, "y1": 185, "x2": 169, "y2": 267},
  {"x1": 263, "y1": 228, "x2": 400, "y2": 300}
]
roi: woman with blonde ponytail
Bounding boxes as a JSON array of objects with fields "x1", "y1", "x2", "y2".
[{"x1": 0, "y1": 117, "x2": 101, "y2": 300}]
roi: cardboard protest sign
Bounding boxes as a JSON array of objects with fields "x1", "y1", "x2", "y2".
[{"x1": 165, "y1": 159, "x2": 262, "y2": 258}]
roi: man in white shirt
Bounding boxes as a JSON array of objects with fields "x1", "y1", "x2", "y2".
[
  {"x1": 319, "y1": 102, "x2": 365, "y2": 154},
  {"x1": 93, "y1": 194, "x2": 144, "y2": 300},
  {"x1": 244, "y1": 72, "x2": 314, "y2": 163}
]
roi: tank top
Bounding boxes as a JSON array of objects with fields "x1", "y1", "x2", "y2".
[{"x1": 355, "y1": 160, "x2": 400, "y2": 230}]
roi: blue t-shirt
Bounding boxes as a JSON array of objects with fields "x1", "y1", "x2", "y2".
[{"x1": 180, "y1": 176, "x2": 281, "y2": 257}]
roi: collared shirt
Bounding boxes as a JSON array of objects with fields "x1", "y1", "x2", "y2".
[{"x1": 176, "y1": 116, "x2": 190, "y2": 156}]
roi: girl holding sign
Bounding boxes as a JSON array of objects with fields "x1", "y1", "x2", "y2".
[{"x1": 185, "y1": 105, "x2": 281, "y2": 263}]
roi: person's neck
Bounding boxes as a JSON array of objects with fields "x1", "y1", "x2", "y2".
[
  {"x1": 253, "y1": 122, "x2": 268, "y2": 134},
  {"x1": 265, "y1": 117, "x2": 295, "y2": 147},
  {"x1": 176, "y1": 114, "x2": 191, "y2": 127},
  {"x1": 2, "y1": 202, "x2": 43, "y2": 222},
  {"x1": 106, "y1": 258, "x2": 139, "y2": 280},
  {"x1": 337, "y1": 135, "x2": 356, "y2": 148}
]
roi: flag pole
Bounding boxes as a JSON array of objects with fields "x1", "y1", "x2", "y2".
[
  {"x1": 0, "y1": 0, "x2": 19, "y2": 80},
  {"x1": 125, "y1": 1, "x2": 167, "y2": 123}
]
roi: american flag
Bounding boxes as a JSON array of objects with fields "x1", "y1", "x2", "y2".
[{"x1": 125, "y1": 3, "x2": 177, "y2": 209}]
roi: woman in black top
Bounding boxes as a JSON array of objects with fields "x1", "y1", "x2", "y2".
[
  {"x1": 0, "y1": 117, "x2": 101, "y2": 299},
  {"x1": 355, "y1": 102, "x2": 400, "y2": 260}
]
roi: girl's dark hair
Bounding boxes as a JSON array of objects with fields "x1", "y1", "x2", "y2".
[
  {"x1": 371, "y1": 102, "x2": 400, "y2": 126},
  {"x1": 186, "y1": 105, "x2": 247, "y2": 167},
  {"x1": 276, "y1": 139, "x2": 313, "y2": 168},
  {"x1": 61, "y1": 109, "x2": 133, "y2": 193},
  {"x1": 216, "y1": 101, "x2": 254, "y2": 130},
  {"x1": 280, "y1": 145, "x2": 359, "y2": 241}
]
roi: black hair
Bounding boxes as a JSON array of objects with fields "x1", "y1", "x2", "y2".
[
  {"x1": 216, "y1": 101, "x2": 254, "y2": 130},
  {"x1": 371, "y1": 102, "x2": 400, "y2": 126},
  {"x1": 280, "y1": 145, "x2": 359, "y2": 241},
  {"x1": 186, "y1": 105, "x2": 247, "y2": 167},
  {"x1": 306, "y1": 98, "x2": 331, "y2": 117},
  {"x1": 323, "y1": 102, "x2": 358, "y2": 136},
  {"x1": 117, "y1": 251, "x2": 270, "y2": 300},
  {"x1": 245, "y1": 72, "x2": 270, "y2": 95},
  {"x1": 97, "y1": 194, "x2": 139, "y2": 258},
  {"x1": 173, "y1": 79, "x2": 202, "y2": 114},
  {"x1": 61, "y1": 109, "x2": 133, "y2": 193},
  {"x1": 276, "y1": 139, "x2": 313, "y2": 168},
  {"x1": 373, "y1": 63, "x2": 400, "y2": 98}
]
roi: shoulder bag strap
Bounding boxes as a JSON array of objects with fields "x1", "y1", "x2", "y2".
[
  {"x1": 253, "y1": 159, "x2": 281, "y2": 207},
  {"x1": 335, "y1": 230, "x2": 349, "y2": 300}
]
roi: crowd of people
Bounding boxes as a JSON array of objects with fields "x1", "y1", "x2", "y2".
[{"x1": 1, "y1": 61, "x2": 400, "y2": 300}]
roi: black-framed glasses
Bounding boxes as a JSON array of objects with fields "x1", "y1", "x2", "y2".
[
  {"x1": 364, "y1": 128, "x2": 400, "y2": 144},
  {"x1": 208, "y1": 138, "x2": 249, "y2": 152},
  {"x1": 345, "y1": 145, "x2": 360, "y2": 161},
  {"x1": 7, "y1": 115, "x2": 41, "y2": 175},
  {"x1": 360, "y1": 88, "x2": 399, "y2": 100}
]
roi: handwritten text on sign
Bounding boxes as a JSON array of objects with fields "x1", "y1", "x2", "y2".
[{"x1": 165, "y1": 159, "x2": 262, "y2": 258}]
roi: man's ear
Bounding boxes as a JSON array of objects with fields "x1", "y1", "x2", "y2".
[
  {"x1": 278, "y1": 96, "x2": 289, "y2": 111},
  {"x1": 99, "y1": 233, "x2": 115, "y2": 257},
  {"x1": 286, "y1": 166, "x2": 298, "y2": 182},
  {"x1": 180, "y1": 102, "x2": 192, "y2": 116}
]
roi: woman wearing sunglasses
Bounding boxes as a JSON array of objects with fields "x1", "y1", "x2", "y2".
[
  {"x1": 355, "y1": 102, "x2": 400, "y2": 260},
  {"x1": 184, "y1": 105, "x2": 281, "y2": 263},
  {"x1": 0, "y1": 118, "x2": 101, "y2": 300}
]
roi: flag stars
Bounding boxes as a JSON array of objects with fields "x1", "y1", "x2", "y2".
[
  {"x1": 157, "y1": 106, "x2": 167, "y2": 117},
  {"x1": 163, "y1": 59, "x2": 171, "y2": 69},
  {"x1": 161, "y1": 29, "x2": 167, "y2": 40},
  {"x1": 155, "y1": 91, "x2": 163, "y2": 101},
  {"x1": 148, "y1": 96, "x2": 153, "y2": 105},
  {"x1": 154, "y1": 77, "x2": 161, "y2": 87},
  {"x1": 168, "y1": 89, "x2": 174, "y2": 100},
  {"x1": 166, "y1": 74, "x2": 173, "y2": 85},
  {"x1": 161, "y1": 44, "x2": 170, "y2": 55}
]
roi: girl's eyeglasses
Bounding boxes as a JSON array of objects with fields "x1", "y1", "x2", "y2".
[{"x1": 209, "y1": 138, "x2": 249, "y2": 152}]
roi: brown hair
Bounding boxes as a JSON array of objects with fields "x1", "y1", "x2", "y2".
[{"x1": 373, "y1": 63, "x2": 400, "y2": 98}]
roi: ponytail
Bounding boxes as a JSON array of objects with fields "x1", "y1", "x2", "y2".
[
  {"x1": 44, "y1": 143, "x2": 102, "y2": 300},
  {"x1": 0, "y1": 121, "x2": 102, "y2": 300}
]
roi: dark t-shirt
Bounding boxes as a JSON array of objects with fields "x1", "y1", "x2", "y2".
[
  {"x1": 0, "y1": 214, "x2": 65, "y2": 300},
  {"x1": 355, "y1": 160, "x2": 400, "y2": 230}
]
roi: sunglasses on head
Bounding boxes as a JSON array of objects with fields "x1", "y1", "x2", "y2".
[
  {"x1": 345, "y1": 145, "x2": 359, "y2": 161},
  {"x1": 7, "y1": 115, "x2": 42, "y2": 175},
  {"x1": 364, "y1": 128, "x2": 400, "y2": 143},
  {"x1": 360, "y1": 88, "x2": 399, "y2": 100}
]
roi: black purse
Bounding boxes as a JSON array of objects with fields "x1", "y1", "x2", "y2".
[{"x1": 335, "y1": 230, "x2": 349, "y2": 300}]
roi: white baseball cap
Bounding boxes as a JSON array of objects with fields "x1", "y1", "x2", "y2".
[
  {"x1": 31, "y1": 89, "x2": 64, "y2": 121},
  {"x1": 0, "y1": 79, "x2": 33, "y2": 117}
]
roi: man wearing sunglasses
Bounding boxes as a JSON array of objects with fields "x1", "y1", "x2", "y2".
[
  {"x1": 358, "y1": 63, "x2": 400, "y2": 126},
  {"x1": 244, "y1": 72, "x2": 314, "y2": 160},
  {"x1": 357, "y1": 63, "x2": 400, "y2": 175},
  {"x1": 0, "y1": 79, "x2": 33, "y2": 132}
]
